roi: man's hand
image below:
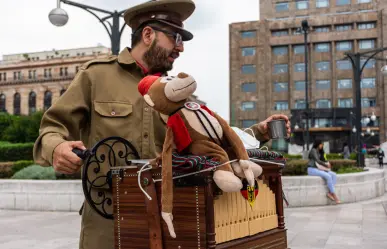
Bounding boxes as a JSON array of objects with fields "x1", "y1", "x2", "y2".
[
  {"x1": 256, "y1": 114, "x2": 291, "y2": 141},
  {"x1": 53, "y1": 141, "x2": 86, "y2": 174}
]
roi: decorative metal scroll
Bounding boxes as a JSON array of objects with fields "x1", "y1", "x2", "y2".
[{"x1": 81, "y1": 136, "x2": 140, "y2": 220}]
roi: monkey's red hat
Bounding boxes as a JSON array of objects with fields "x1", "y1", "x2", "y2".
[{"x1": 138, "y1": 75, "x2": 160, "y2": 96}]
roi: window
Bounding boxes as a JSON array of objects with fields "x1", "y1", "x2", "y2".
[
  {"x1": 296, "y1": 0, "x2": 308, "y2": 10},
  {"x1": 361, "y1": 78, "x2": 376, "y2": 88},
  {"x1": 29, "y1": 91, "x2": 36, "y2": 115},
  {"x1": 316, "y1": 61, "x2": 330, "y2": 71},
  {"x1": 241, "y1": 31, "x2": 256, "y2": 38},
  {"x1": 241, "y1": 82, "x2": 256, "y2": 92},
  {"x1": 315, "y1": 43, "x2": 330, "y2": 52},
  {"x1": 44, "y1": 69, "x2": 47, "y2": 78},
  {"x1": 241, "y1": 101, "x2": 256, "y2": 111},
  {"x1": 315, "y1": 118, "x2": 332, "y2": 127},
  {"x1": 295, "y1": 81, "x2": 305, "y2": 91},
  {"x1": 242, "y1": 120, "x2": 257, "y2": 128},
  {"x1": 13, "y1": 93, "x2": 20, "y2": 115},
  {"x1": 316, "y1": 99, "x2": 331, "y2": 108},
  {"x1": 336, "y1": 24, "x2": 352, "y2": 31},
  {"x1": 293, "y1": 28, "x2": 303, "y2": 35},
  {"x1": 314, "y1": 26, "x2": 330, "y2": 32},
  {"x1": 0, "y1": 73, "x2": 2, "y2": 81},
  {"x1": 316, "y1": 80, "x2": 330, "y2": 89},
  {"x1": 361, "y1": 98, "x2": 376, "y2": 107},
  {"x1": 358, "y1": 0, "x2": 371, "y2": 3},
  {"x1": 359, "y1": 40, "x2": 375, "y2": 49},
  {"x1": 316, "y1": 0, "x2": 329, "y2": 8},
  {"x1": 32, "y1": 70, "x2": 36, "y2": 79},
  {"x1": 361, "y1": 59, "x2": 375, "y2": 69},
  {"x1": 294, "y1": 63, "x2": 305, "y2": 72},
  {"x1": 60, "y1": 89, "x2": 66, "y2": 96},
  {"x1": 2, "y1": 73, "x2": 5, "y2": 81},
  {"x1": 358, "y1": 22, "x2": 375, "y2": 30},
  {"x1": 337, "y1": 60, "x2": 352, "y2": 70},
  {"x1": 336, "y1": 118, "x2": 348, "y2": 127},
  {"x1": 295, "y1": 99, "x2": 306, "y2": 109},
  {"x1": 273, "y1": 64, "x2": 288, "y2": 74},
  {"x1": 338, "y1": 98, "x2": 353, "y2": 108},
  {"x1": 242, "y1": 47, "x2": 256, "y2": 56},
  {"x1": 272, "y1": 30, "x2": 288, "y2": 36},
  {"x1": 44, "y1": 91, "x2": 52, "y2": 111},
  {"x1": 241, "y1": 65, "x2": 256, "y2": 74},
  {"x1": 336, "y1": 0, "x2": 350, "y2": 5},
  {"x1": 76, "y1": 66, "x2": 79, "y2": 73},
  {"x1": 293, "y1": 45, "x2": 305, "y2": 54},
  {"x1": 336, "y1": 41, "x2": 352, "y2": 51},
  {"x1": 275, "y1": 2, "x2": 289, "y2": 12},
  {"x1": 13, "y1": 72, "x2": 16, "y2": 80},
  {"x1": 273, "y1": 46, "x2": 288, "y2": 55},
  {"x1": 338, "y1": 79, "x2": 352, "y2": 89},
  {"x1": 0, "y1": 94, "x2": 5, "y2": 112},
  {"x1": 274, "y1": 82, "x2": 288, "y2": 92},
  {"x1": 60, "y1": 67, "x2": 63, "y2": 76},
  {"x1": 274, "y1": 101, "x2": 288, "y2": 110},
  {"x1": 28, "y1": 70, "x2": 32, "y2": 79}
]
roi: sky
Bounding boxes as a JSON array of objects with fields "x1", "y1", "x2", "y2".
[{"x1": 0, "y1": 0, "x2": 259, "y2": 121}]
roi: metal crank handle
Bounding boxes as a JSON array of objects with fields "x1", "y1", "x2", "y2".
[{"x1": 72, "y1": 148, "x2": 90, "y2": 160}]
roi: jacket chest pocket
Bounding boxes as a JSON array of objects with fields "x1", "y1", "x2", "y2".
[{"x1": 93, "y1": 101, "x2": 133, "y2": 137}]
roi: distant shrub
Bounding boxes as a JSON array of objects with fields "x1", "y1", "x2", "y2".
[{"x1": 11, "y1": 165, "x2": 56, "y2": 180}]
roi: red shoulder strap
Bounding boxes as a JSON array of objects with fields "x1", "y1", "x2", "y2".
[
  {"x1": 167, "y1": 113, "x2": 192, "y2": 152},
  {"x1": 200, "y1": 105, "x2": 214, "y2": 116}
]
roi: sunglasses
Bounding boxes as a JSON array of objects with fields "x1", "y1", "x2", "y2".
[{"x1": 149, "y1": 26, "x2": 183, "y2": 47}]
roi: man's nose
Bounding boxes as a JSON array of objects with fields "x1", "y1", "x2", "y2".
[{"x1": 175, "y1": 43, "x2": 184, "y2": 52}]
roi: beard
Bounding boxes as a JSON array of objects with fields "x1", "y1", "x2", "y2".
[{"x1": 143, "y1": 39, "x2": 174, "y2": 74}]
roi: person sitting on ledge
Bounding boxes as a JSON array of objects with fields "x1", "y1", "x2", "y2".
[{"x1": 307, "y1": 140, "x2": 340, "y2": 204}]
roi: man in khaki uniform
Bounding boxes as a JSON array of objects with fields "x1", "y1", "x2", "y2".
[{"x1": 33, "y1": 0, "x2": 291, "y2": 248}]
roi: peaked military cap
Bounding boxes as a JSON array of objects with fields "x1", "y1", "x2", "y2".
[{"x1": 124, "y1": 0, "x2": 195, "y2": 41}]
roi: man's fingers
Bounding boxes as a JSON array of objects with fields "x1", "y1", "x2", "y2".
[
  {"x1": 64, "y1": 150, "x2": 83, "y2": 166},
  {"x1": 70, "y1": 141, "x2": 86, "y2": 150}
]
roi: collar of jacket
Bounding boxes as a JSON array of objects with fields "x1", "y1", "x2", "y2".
[{"x1": 117, "y1": 47, "x2": 136, "y2": 66}]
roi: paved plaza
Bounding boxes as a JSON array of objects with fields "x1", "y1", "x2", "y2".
[{"x1": 0, "y1": 192, "x2": 386, "y2": 249}]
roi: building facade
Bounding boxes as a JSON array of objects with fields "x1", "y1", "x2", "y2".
[
  {"x1": 0, "y1": 46, "x2": 111, "y2": 115},
  {"x1": 229, "y1": 0, "x2": 387, "y2": 152}
]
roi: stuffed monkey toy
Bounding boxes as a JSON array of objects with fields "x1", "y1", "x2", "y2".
[{"x1": 138, "y1": 72, "x2": 263, "y2": 238}]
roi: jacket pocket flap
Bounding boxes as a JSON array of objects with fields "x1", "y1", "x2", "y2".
[{"x1": 94, "y1": 101, "x2": 133, "y2": 117}]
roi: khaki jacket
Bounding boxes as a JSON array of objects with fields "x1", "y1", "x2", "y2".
[{"x1": 33, "y1": 48, "x2": 167, "y2": 169}]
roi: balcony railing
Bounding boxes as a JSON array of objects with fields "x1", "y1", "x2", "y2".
[{"x1": 0, "y1": 74, "x2": 76, "y2": 86}]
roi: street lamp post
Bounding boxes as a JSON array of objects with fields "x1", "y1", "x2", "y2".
[
  {"x1": 48, "y1": 0, "x2": 128, "y2": 55},
  {"x1": 346, "y1": 47, "x2": 387, "y2": 167},
  {"x1": 301, "y1": 20, "x2": 310, "y2": 151}
]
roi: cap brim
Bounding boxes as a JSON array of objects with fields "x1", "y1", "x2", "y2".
[{"x1": 155, "y1": 19, "x2": 193, "y2": 41}]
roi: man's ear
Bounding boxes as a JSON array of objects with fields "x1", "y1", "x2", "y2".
[
  {"x1": 144, "y1": 94, "x2": 155, "y2": 107},
  {"x1": 142, "y1": 26, "x2": 154, "y2": 46}
]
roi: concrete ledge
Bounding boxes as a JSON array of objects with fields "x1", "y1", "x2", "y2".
[
  {"x1": 0, "y1": 180, "x2": 83, "y2": 212},
  {"x1": 283, "y1": 168, "x2": 385, "y2": 207}
]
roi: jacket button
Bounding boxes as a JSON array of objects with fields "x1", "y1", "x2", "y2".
[
  {"x1": 111, "y1": 111, "x2": 116, "y2": 116},
  {"x1": 144, "y1": 107, "x2": 149, "y2": 112},
  {"x1": 143, "y1": 133, "x2": 148, "y2": 139}
]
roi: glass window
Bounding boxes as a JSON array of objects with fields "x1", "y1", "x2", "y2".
[
  {"x1": 274, "y1": 101, "x2": 289, "y2": 110},
  {"x1": 358, "y1": 0, "x2": 372, "y2": 3},
  {"x1": 315, "y1": 118, "x2": 333, "y2": 127},
  {"x1": 316, "y1": 80, "x2": 330, "y2": 89},
  {"x1": 316, "y1": 0, "x2": 329, "y2": 8},
  {"x1": 273, "y1": 64, "x2": 288, "y2": 74},
  {"x1": 276, "y1": 2, "x2": 289, "y2": 12},
  {"x1": 315, "y1": 43, "x2": 330, "y2": 52},
  {"x1": 336, "y1": 0, "x2": 350, "y2": 6},
  {"x1": 295, "y1": 81, "x2": 306, "y2": 91},
  {"x1": 241, "y1": 31, "x2": 256, "y2": 38},
  {"x1": 359, "y1": 39, "x2": 375, "y2": 49},
  {"x1": 13, "y1": 93, "x2": 21, "y2": 115},
  {"x1": 273, "y1": 46, "x2": 288, "y2": 55},
  {"x1": 241, "y1": 82, "x2": 256, "y2": 92},
  {"x1": 316, "y1": 61, "x2": 330, "y2": 71},
  {"x1": 338, "y1": 79, "x2": 352, "y2": 89},
  {"x1": 358, "y1": 22, "x2": 376, "y2": 30},
  {"x1": 29, "y1": 91, "x2": 36, "y2": 115},
  {"x1": 274, "y1": 82, "x2": 288, "y2": 92},
  {"x1": 294, "y1": 63, "x2": 305, "y2": 72},
  {"x1": 295, "y1": 99, "x2": 306, "y2": 109},
  {"x1": 241, "y1": 101, "x2": 256, "y2": 111},
  {"x1": 361, "y1": 59, "x2": 375, "y2": 69},
  {"x1": 272, "y1": 30, "x2": 288, "y2": 36},
  {"x1": 241, "y1": 65, "x2": 256, "y2": 74},
  {"x1": 336, "y1": 118, "x2": 348, "y2": 127},
  {"x1": 293, "y1": 45, "x2": 305, "y2": 54},
  {"x1": 361, "y1": 78, "x2": 376, "y2": 88},
  {"x1": 44, "y1": 91, "x2": 52, "y2": 111},
  {"x1": 293, "y1": 28, "x2": 303, "y2": 35},
  {"x1": 338, "y1": 98, "x2": 353, "y2": 108},
  {"x1": 296, "y1": 0, "x2": 309, "y2": 10},
  {"x1": 60, "y1": 89, "x2": 66, "y2": 96},
  {"x1": 314, "y1": 26, "x2": 330, "y2": 32},
  {"x1": 361, "y1": 98, "x2": 376, "y2": 108},
  {"x1": 337, "y1": 60, "x2": 352, "y2": 70},
  {"x1": 242, "y1": 119, "x2": 257, "y2": 128},
  {"x1": 0, "y1": 94, "x2": 5, "y2": 112},
  {"x1": 316, "y1": 99, "x2": 331, "y2": 109},
  {"x1": 242, "y1": 47, "x2": 256, "y2": 56},
  {"x1": 335, "y1": 24, "x2": 352, "y2": 31},
  {"x1": 336, "y1": 41, "x2": 352, "y2": 51}
]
